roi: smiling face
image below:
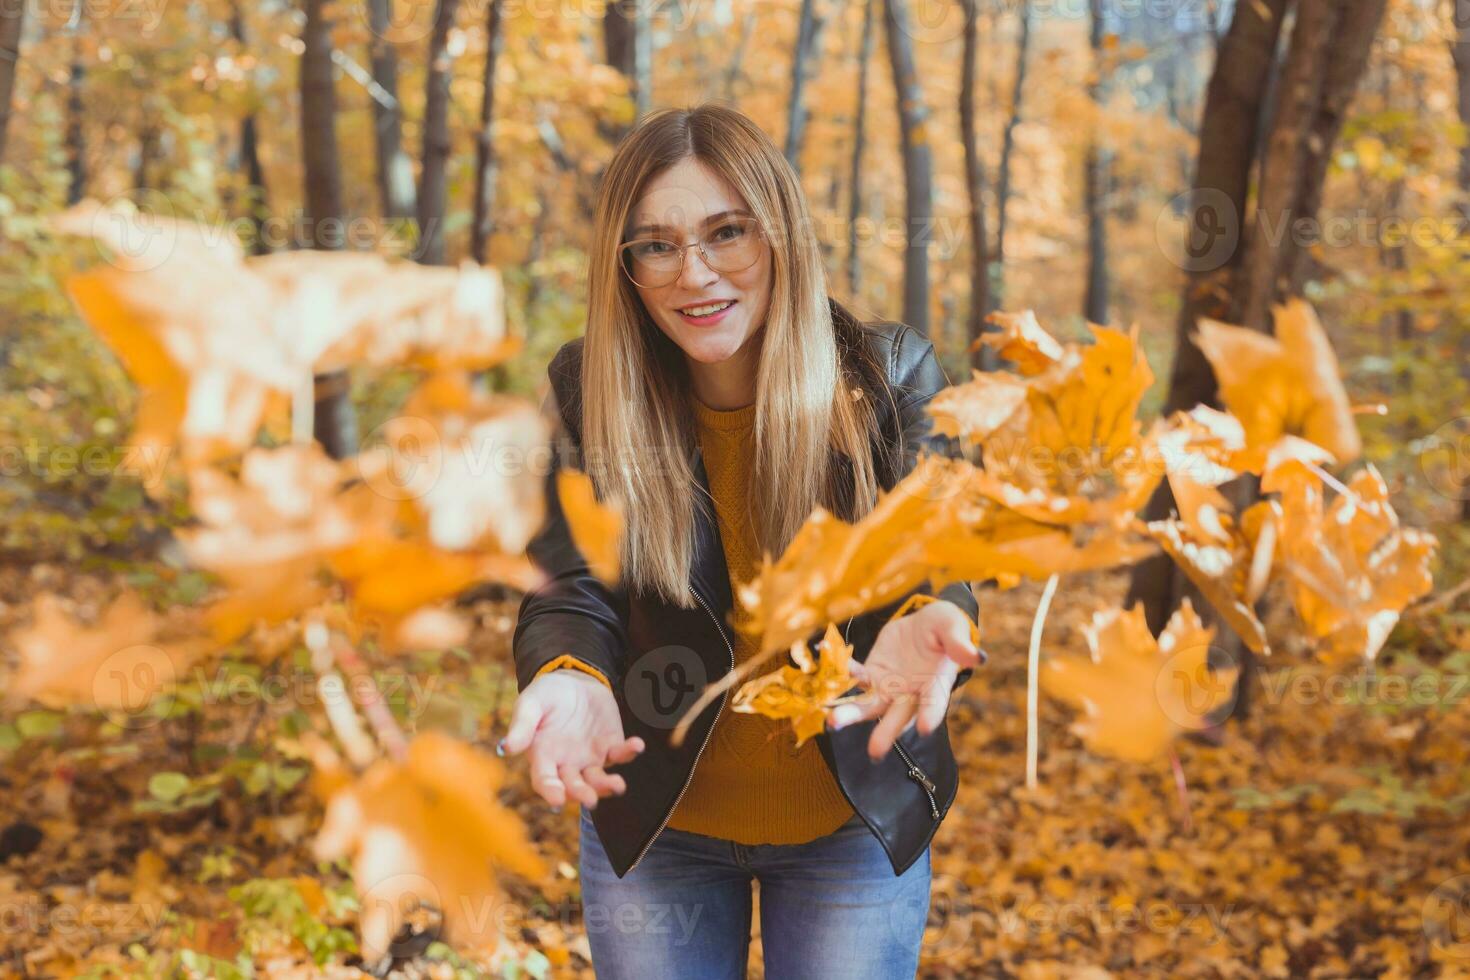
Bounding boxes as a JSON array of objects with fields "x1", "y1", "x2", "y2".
[{"x1": 622, "y1": 157, "x2": 773, "y2": 380}]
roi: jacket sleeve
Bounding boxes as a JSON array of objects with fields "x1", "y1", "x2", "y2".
[
  {"x1": 887, "y1": 325, "x2": 983, "y2": 692},
  {"x1": 510, "y1": 346, "x2": 629, "y2": 693}
]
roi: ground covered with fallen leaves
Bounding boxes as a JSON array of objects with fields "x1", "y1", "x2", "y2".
[{"x1": 3, "y1": 566, "x2": 1469, "y2": 979}]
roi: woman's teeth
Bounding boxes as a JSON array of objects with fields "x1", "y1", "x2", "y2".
[{"x1": 681, "y1": 301, "x2": 735, "y2": 316}]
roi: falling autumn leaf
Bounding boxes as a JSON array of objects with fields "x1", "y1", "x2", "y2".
[
  {"x1": 1041, "y1": 599, "x2": 1238, "y2": 763},
  {"x1": 1265, "y1": 461, "x2": 1437, "y2": 665},
  {"x1": 980, "y1": 309, "x2": 1066, "y2": 375},
  {"x1": 556, "y1": 469, "x2": 624, "y2": 586},
  {"x1": 7, "y1": 592, "x2": 204, "y2": 713},
  {"x1": 312, "y1": 732, "x2": 545, "y2": 963},
  {"x1": 732, "y1": 622, "x2": 857, "y2": 747},
  {"x1": 1193, "y1": 299, "x2": 1362, "y2": 465}
]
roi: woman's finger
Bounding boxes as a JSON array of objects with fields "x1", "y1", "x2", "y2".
[
  {"x1": 915, "y1": 670, "x2": 953, "y2": 736},
  {"x1": 559, "y1": 762, "x2": 599, "y2": 809},
  {"x1": 604, "y1": 735, "x2": 645, "y2": 765},
  {"x1": 827, "y1": 691, "x2": 887, "y2": 731},
  {"x1": 529, "y1": 754, "x2": 566, "y2": 807},
  {"x1": 867, "y1": 696, "x2": 917, "y2": 761},
  {"x1": 581, "y1": 764, "x2": 626, "y2": 797},
  {"x1": 500, "y1": 694, "x2": 545, "y2": 756}
]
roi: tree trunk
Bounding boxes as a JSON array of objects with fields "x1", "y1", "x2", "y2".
[
  {"x1": 1235, "y1": 0, "x2": 1387, "y2": 330},
  {"x1": 230, "y1": 2, "x2": 270, "y2": 256},
  {"x1": 471, "y1": 0, "x2": 505, "y2": 266},
  {"x1": 417, "y1": 0, "x2": 461, "y2": 266},
  {"x1": 960, "y1": 0, "x2": 989, "y2": 369},
  {"x1": 604, "y1": 0, "x2": 650, "y2": 126},
  {"x1": 1127, "y1": 0, "x2": 1291, "y2": 634},
  {"x1": 785, "y1": 0, "x2": 828, "y2": 173},
  {"x1": 0, "y1": 0, "x2": 22, "y2": 166},
  {"x1": 65, "y1": 51, "x2": 85, "y2": 205},
  {"x1": 1082, "y1": 0, "x2": 1110, "y2": 324},
  {"x1": 300, "y1": 0, "x2": 346, "y2": 252},
  {"x1": 993, "y1": 0, "x2": 1031, "y2": 314},
  {"x1": 367, "y1": 0, "x2": 416, "y2": 222},
  {"x1": 883, "y1": 0, "x2": 934, "y2": 336},
  {"x1": 299, "y1": 0, "x2": 356, "y2": 459},
  {"x1": 846, "y1": 0, "x2": 876, "y2": 296}
]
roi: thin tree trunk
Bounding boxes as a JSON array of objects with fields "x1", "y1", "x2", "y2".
[
  {"x1": 300, "y1": 0, "x2": 356, "y2": 459},
  {"x1": 993, "y1": 0, "x2": 1031, "y2": 313},
  {"x1": 367, "y1": 0, "x2": 416, "y2": 221},
  {"x1": 785, "y1": 0, "x2": 827, "y2": 172},
  {"x1": 471, "y1": 0, "x2": 505, "y2": 266},
  {"x1": 723, "y1": 8, "x2": 756, "y2": 102},
  {"x1": 960, "y1": 0, "x2": 989, "y2": 369},
  {"x1": 417, "y1": 0, "x2": 461, "y2": 266},
  {"x1": 65, "y1": 52, "x2": 85, "y2": 205},
  {"x1": 0, "y1": 0, "x2": 25, "y2": 167},
  {"x1": 230, "y1": 2, "x2": 270, "y2": 256},
  {"x1": 1082, "y1": 0, "x2": 1110, "y2": 324},
  {"x1": 846, "y1": 0, "x2": 876, "y2": 296},
  {"x1": 1450, "y1": 5, "x2": 1470, "y2": 522},
  {"x1": 604, "y1": 0, "x2": 650, "y2": 124},
  {"x1": 300, "y1": 0, "x2": 346, "y2": 251},
  {"x1": 884, "y1": 0, "x2": 934, "y2": 335}
]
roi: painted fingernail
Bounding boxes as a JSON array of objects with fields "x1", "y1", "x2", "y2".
[{"x1": 495, "y1": 738, "x2": 507, "y2": 757}]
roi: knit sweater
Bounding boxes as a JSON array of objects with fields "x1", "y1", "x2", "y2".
[{"x1": 659, "y1": 396, "x2": 855, "y2": 843}]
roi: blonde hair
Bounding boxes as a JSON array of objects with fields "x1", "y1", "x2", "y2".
[{"x1": 581, "y1": 102, "x2": 884, "y2": 608}]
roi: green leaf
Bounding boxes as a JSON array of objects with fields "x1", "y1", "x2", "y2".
[
  {"x1": 16, "y1": 710, "x2": 64, "y2": 739},
  {"x1": 148, "y1": 771, "x2": 192, "y2": 803}
]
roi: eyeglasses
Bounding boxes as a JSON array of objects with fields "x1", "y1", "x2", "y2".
[{"x1": 617, "y1": 216, "x2": 767, "y2": 289}]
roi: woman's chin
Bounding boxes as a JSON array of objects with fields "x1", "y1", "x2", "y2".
[{"x1": 674, "y1": 326, "x2": 750, "y2": 365}]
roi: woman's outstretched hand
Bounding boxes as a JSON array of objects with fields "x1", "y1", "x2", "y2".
[
  {"x1": 826, "y1": 599, "x2": 981, "y2": 762},
  {"x1": 500, "y1": 669, "x2": 644, "y2": 809}
]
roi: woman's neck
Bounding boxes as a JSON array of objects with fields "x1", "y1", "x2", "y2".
[{"x1": 687, "y1": 335, "x2": 760, "y2": 410}]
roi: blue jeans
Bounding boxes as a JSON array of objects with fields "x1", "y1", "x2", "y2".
[{"x1": 577, "y1": 807, "x2": 932, "y2": 979}]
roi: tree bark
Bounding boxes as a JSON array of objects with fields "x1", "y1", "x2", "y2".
[
  {"x1": 65, "y1": 51, "x2": 85, "y2": 205},
  {"x1": 367, "y1": 0, "x2": 416, "y2": 221},
  {"x1": 1082, "y1": 0, "x2": 1110, "y2": 324},
  {"x1": 883, "y1": 0, "x2": 934, "y2": 336},
  {"x1": 785, "y1": 0, "x2": 828, "y2": 173},
  {"x1": 417, "y1": 0, "x2": 461, "y2": 266},
  {"x1": 471, "y1": 0, "x2": 505, "y2": 266},
  {"x1": 846, "y1": 0, "x2": 876, "y2": 296},
  {"x1": 1127, "y1": 0, "x2": 1290, "y2": 634},
  {"x1": 300, "y1": 0, "x2": 346, "y2": 252},
  {"x1": 604, "y1": 0, "x2": 650, "y2": 126},
  {"x1": 0, "y1": 0, "x2": 23, "y2": 167},
  {"x1": 960, "y1": 0, "x2": 989, "y2": 369},
  {"x1": 299, "y1": 0, "x2": 356, "y2": 458},
  {"x1": 230, "y1": 2, "x2": 270, "y2": 256},
  {"x1": 1235, "y1": 0, "x2": 1387, "y2": 330},
  {"x1": 993, "y1": 0, "x2": 1031, "y2": 314}
]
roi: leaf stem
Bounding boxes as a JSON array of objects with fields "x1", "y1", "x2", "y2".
[{"x1": 1026, "y1": 573, "x2": 1060, "y2": 789}]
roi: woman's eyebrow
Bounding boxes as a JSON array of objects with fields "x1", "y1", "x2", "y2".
[{"x1": 628, "y1": 209, "x2": 751, "y2": 237}]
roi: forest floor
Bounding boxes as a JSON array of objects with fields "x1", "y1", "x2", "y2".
[{"x1": 3, "y1": 566, "x2": 1470, "y2": 979}]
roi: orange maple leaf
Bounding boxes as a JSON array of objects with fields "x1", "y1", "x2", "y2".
[
  {"x1": 1041, "y1": 599, "x2": 1238, "y2": 763},
  {"x1": 732, "y1": 622, "x2": 857, "y2": 747}
]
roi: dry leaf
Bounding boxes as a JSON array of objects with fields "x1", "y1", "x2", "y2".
[
  {"x1": 556, "y1": 469, "x2": 624, "y2": 586},
  {"x1": 732, "y1": 622, "x2": 856, "y2": 746},
  {"x1": 1041, "y1": 599, "x2": 1238, "y2": 762},
  {"x1": 1193, "y1": 299, "x2": 1361, "y2": 465},
  {"x1": 312, "y1": 732, "x2": 545, "y2": 962}
]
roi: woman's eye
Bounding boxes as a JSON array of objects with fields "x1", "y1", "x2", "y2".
[
  {"x1": 635, "y1": 241, "x2": 673, "y2": 257},
  {"x1": 711, "y1": 224, "x2": 742, "y2": 242}
]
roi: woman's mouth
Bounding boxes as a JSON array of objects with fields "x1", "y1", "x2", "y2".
[{"x1": 676, "y1": 299, "x2": 737, "y2": 326}]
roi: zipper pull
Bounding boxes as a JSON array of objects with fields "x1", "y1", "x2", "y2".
[{"x1": 906, "y1": 766, "x2": 936, "y2": 794}]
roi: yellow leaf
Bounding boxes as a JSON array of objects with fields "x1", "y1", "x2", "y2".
[{"x1": 557, "y1": 469, "x2": 623, "y2": 585}]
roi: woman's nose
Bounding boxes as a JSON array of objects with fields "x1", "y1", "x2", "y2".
[{"x1": 676, "y1": 245, "x2": 720, "y2": 290}]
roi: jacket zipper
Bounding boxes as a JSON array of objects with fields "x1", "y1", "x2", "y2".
[
  {"x1": 892, "y1": 739, "x2": 940, "y2": 820},
  {"x1": 625, "y1": 583, "x2": 736, "y2": 874}
]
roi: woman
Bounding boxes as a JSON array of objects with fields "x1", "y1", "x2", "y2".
[{"x1": 503, "y1": 102, "x2": 982, "y2": 979}]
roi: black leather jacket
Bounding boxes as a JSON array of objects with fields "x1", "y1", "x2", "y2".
[{"x1": 511, "y1": 298, "x2": 981, "y2": 879}]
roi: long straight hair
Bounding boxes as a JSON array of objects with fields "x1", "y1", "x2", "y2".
[{"x1": 582, "y1": 103, "x2": 886, "y2": 608}]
